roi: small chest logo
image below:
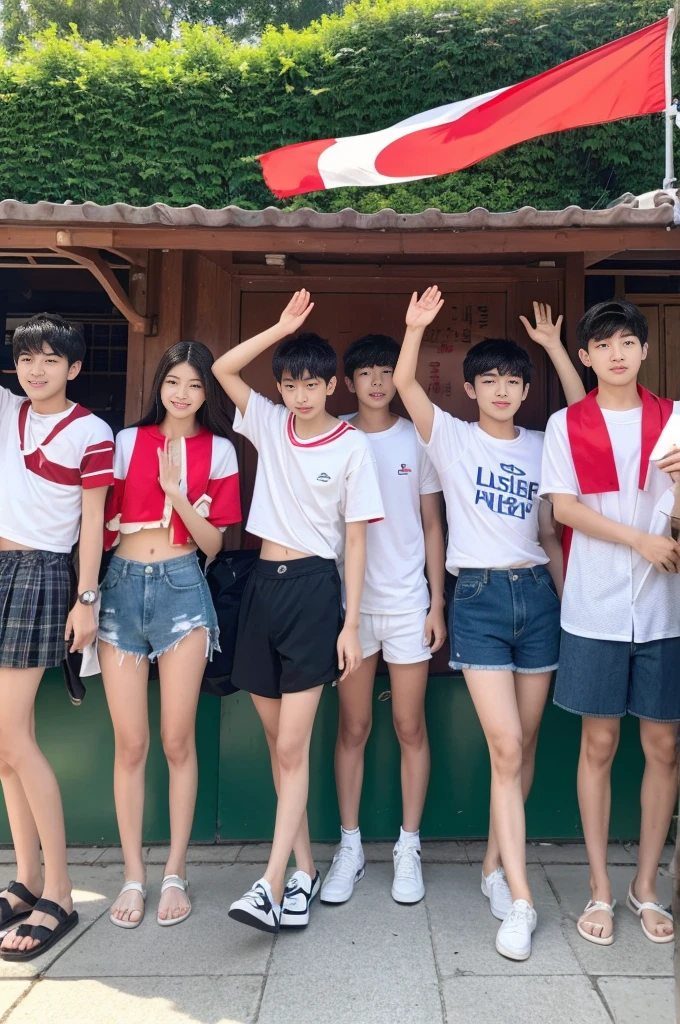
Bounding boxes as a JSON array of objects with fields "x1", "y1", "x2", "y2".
[
  {"x1": 317, "y1": 472, "x2": 331, "y2": 483},
  {"x1": 398, "y1": 464, "x2": 412, "y2": 475}
]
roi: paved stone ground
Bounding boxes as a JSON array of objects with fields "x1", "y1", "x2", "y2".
[{"x1": 0, "y1": 843, "x2": 674, "y2": 1024}]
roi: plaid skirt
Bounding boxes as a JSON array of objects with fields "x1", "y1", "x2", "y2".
[{"x1": 0, "y1": 550, "x2": 71, "y2": 669}]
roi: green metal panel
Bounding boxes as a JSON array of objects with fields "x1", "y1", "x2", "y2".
[
  {"x1": 0, "y1": 670, "x2": 220, "y2": 845},
  {"x1": 0, "y1": 671, "x2": 645, "y2": 845},
  {"x1": 218, "y1": 674, "x2": 645, "y2": 842}
]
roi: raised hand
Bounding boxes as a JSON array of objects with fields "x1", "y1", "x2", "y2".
[
  {"x1": 519, "y1": 302, "x2": 564, "y2": 350},
  {"x1": 278, "y1": 289, "x2": 315, "y2": 334},
  {"x1": 405, "y1": 286, "x2": 444, "y2": 329}
]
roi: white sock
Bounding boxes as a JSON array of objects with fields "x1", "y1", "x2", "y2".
[
  {"x1": 399, "y1": 827, "x2": 420, "y2": 846},
  {"x1": 341, "y1": 826, "x2": 362, "y2": 849}
]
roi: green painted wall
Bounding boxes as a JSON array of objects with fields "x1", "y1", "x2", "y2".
[{"x1": 0, "y1": 669, "x2": 645, "y2": 845}]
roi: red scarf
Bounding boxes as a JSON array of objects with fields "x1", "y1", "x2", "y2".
[{"x1": 561, "y1": 386, "x2": 673, "y2": 571}]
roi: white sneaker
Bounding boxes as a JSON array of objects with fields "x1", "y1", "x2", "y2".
[
  {"x1": 320, "y1": 844, "x2": 365, "y2": 904},
  {"x1": 228, "y1": 878, "x2": 280, "y2": 934},
  {"x1": 495, "y1": 899, "x2": 537, "y2": 961},
  {"x1": 481, "y1": 867, "x2": 513, "y2": 921},
  {"x1": 392, "y1": 841, "x2": 425, "y2": 904},
  {"x1": 280, "y1": 870, "x2": 320, "y2": 928}
]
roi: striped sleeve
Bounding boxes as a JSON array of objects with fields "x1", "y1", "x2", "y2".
[
  {"x1": 80, "y1": 419, "x2": 115, "y2": 489},
  {"x1": 206, "y1": 436, "x2": 242, "y2": 527}
]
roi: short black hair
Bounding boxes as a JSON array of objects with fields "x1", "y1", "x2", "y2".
[
  {"x1": 343, "y1": 334, "x2": 400, "y2": 379},
  {"x1": 463, "y1": 339, "x2": 533, "y2": 386},
  {"x1": 576, "y1": 300, "x2": 648, "y2": 351},
  {"x1": 12, "y1": 313, "x2": 85, "y2": 367},
  {"x1": 272, "y1": 332, "x2": 336, "y2": 383}
]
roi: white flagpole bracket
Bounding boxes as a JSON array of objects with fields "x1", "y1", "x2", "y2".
[{"x1": 663, "y1": 6, "x2": 678, "y2": 189}]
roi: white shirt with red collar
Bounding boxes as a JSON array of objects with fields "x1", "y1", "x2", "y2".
[
  {"x1": 0, "y1": 386, "x2": 115, "y2": 553},
  {"x1": 234, "y1": 390, "x2": 384, "y2": 561},
  {"x1": 104, "y1": 423, "x2": 241, "y2": 549}
]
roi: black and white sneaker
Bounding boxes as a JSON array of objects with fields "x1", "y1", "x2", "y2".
[
  {"x1": 280, "y1": 870, "x2": 321, "y2": 928},
  {"x1": 228, "y1": 878, "x2": 280, "y2": 934}
]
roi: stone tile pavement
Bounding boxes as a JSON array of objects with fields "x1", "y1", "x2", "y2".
[{"x1": 0, "y1": 843, "x2": 674, "y2": 1023}]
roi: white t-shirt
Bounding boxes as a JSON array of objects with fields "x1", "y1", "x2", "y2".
[
  {"x1": 540, "y1": 402, "x2": 680, "y2": 643},
  {"x1": 341, "y1": 415, "x2": 441, "y2": 613},
  {"x1": 418, "y1": 404, "x2": 548, "y2": 575},
  {"x1": 234, "y1": 390, "x2": 384, "y2": 561},
  {"x1": 0, "y1": 386, "x2": 115, "y2": 553}
]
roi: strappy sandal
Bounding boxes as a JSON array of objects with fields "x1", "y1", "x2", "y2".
[
  {"x1": 0, "y1": 880, "x2": 40, "y2": 931},
  {"x1": 626, "y1": 882, "x2": 674, "y2": 944},
  {"x1": 0, "y1": 898, "x2": 78, "y2": 962},
  {"x1": 109, "y1": 880, "x2": 147, "y2": 930},
  {"x1": 157, "y1": 875, "x2": 191, "y2": 927},
  {"x1": 577, "y1": 898, "x2": 616, "y2": 945}
]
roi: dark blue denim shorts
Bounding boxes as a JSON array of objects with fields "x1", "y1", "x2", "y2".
[
  {"x1": 449, "y1": 566, "x2": 560, "y2": 674},
  {"x1": 554, "y1": 629, "x2": 680, "y2": 722},
  {"x1": 98, "y1": 552, "x2": 219, "y2": 663}
]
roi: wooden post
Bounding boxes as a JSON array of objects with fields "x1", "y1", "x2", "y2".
[{"x1": 563, "y1": 252, "x2": 586, "y2": 365}]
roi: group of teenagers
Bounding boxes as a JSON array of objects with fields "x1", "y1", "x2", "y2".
[{"x1": 0, "y1": 285, "x2": 679, "y2": 966}]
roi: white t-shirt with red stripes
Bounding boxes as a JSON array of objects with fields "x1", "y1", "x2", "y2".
[
  {"x1": 234, "y1": 390, "x2": 384, "y2": 561},
  {"x1": 0, "y1": 386, "x2": 115, "y2": 553}
]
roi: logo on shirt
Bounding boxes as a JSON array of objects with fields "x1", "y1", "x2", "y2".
[
  {"x1": 398, "y1": 463, "x2": 412, "y2": 475},
  {"x1": 317, "y1": 472, "x2": 331, "y2": 482},
  {"x1": 475, "y1": 463, "x2": 539, "y2": 520}
]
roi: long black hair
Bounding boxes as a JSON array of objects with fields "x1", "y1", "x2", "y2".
[{"x1": 136, "y1": 341, "x2": 234, "y2": 438}]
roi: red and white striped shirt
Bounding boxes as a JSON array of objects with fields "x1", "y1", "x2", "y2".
[
  {"x1": 104, "y1": 424, "x2": 241, "y2": 549},
  {"x1": 0, "y1": 386, "x2": 115, "y2": 553}
]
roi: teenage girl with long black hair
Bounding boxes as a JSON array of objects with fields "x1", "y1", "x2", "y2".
[{"x1": 99, "y1": 342, "x2": 241, "y2": 928}]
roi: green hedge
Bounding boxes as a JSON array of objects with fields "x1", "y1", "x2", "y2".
[{"x1": 0, "y1": 0, "x2": 676, "y2": 212}]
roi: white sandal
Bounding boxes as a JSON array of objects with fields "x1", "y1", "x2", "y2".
[
  {"x1": 577, "y1": 898, "x2": 616, "y2": 945},
  {"x1": 157, "y1": 875, "x2": 191, "y2": 927},
  {"x1": 109, "y1": 880, "x2": 147, "y2": 929},
  {"x1": 627, "y1": 883, "x2": 674, "y2": 944}
]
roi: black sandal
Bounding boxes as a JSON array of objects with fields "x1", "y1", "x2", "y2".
[
  {"x1": 0, "y1": 897, "x2": 78, "y2": 962},
  {"x1": 0, "y1": 880, "x2": 40, "y2": 930}
]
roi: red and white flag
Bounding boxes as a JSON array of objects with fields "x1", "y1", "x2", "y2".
[{"x1": 259, "y1": 16, "x2": 673, "y2": 198}]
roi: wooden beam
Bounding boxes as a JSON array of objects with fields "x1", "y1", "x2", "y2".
[
  {"x1": 107, "y1": 247, "x2": 148, "y2": 268},
  {"x1": 584, "y1": 250, "x2": 623, "y2": 268},
  {"x1": 53, "y1": 245, "x2": 151, "y2": 333},
  {"x1": 125, "y1": 261, "x2": 149, "y2": 424},
  {"x1": 564, "y1": 252, "x2": 585, "y2": 366}
]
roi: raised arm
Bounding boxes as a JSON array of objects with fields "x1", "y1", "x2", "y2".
[
  {"x1": 519, "y1": 302, "x2": 586, "y2": 406},
  {"x1": 393, "y1": 287, "x2": 445, "y2": 444},
  {"x1": 212, "y1": 290, "x2": 315, "y2": 416}
]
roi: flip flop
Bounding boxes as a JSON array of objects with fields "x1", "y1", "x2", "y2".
[
  {"x1": 109, "y1": 880, "x2": 147, "y2": 930},
  {"x1": 0, "y1": 880, "x2": 40, "y2": 931},
  {"x1": 626, "y1": 883, "x2": 674, "y2": 944},
  {"x1": 0, "y1": 898, "x2": 78, "y2": 962},
  {"x1": 576, "y1": 898, "x2": 616, "y2": 945},
  {"x1": 157, "y1": 875, "x2": 191, "y2": 927}
]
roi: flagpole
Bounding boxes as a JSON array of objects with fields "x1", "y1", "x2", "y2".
[{"x1": 663, "y1": 6, "x2": 678, "y2": 188}]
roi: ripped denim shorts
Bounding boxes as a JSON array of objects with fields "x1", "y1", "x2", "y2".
[{"x1": 98, "y1": 552, "x2": 219, "y2": 663}]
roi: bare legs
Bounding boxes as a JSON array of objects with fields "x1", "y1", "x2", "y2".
[
  {"x1": 334, "y1": 654, "x2": 379, "y2": 830},
  {"x1": 100, "y1": 628, "x2": 206, "y2": 925},
  {"x1": 0, "y1": 667, "x2": 72, "y2": 953},
  {"x1": 252, "y1": 687, "x2": 323, "y2": 905},
  {"x1": 483, "y1": 672, "x2": 552, "y2": 877},
  {"x1": 577, "y1": 717, "x2": 677, "y2": 940}
]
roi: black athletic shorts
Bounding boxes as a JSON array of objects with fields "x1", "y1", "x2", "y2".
[{"x1": 231, "y1": 556, "x2": 343, "y2": 698}]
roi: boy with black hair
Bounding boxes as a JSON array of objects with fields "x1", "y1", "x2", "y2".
[
  {"x1": 394, "y1": 288, "x2": 585, "y2": 961},
  {"x1": 320, "y1": 333, "x2": 445, "y2": 906},
  {"x1": 541, "y1": 299, "x2": 680, "y2": 948},
  {"x1": 212, "y1": 291, "x2": 383, "y2": 934},
  {"x1": 0, "y1": 314, "x2": 114, "y2": 961}
]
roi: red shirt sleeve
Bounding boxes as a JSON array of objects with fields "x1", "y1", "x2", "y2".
[{"x1": 207, "y1": 438, "x2": 241, "y2": 527}]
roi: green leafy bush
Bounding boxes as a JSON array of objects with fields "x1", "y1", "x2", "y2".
[{"x1": 0, "y1": 0, "x2": 675, "y2": 212}]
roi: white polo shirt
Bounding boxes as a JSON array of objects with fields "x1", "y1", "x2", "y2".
[
  {"x1": 342, "y1": 415, "x2": 441, "y2": 613},
  {"x1": 418, "y1": 404, "x2": 549, "y2": 575},
  {"x1": 0, "y1": 386, "x2": 115, "y2": 553},
  {"x1": 234, "y1": 390, "x2": 384, "y2": 561},
  {"x1": 540, "y1": 403, "x2": 680, "y2": 643}
]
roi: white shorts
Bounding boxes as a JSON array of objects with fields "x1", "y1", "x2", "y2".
[{"x1": 359, "y1": 609, "x2": 431, "y2": 665}]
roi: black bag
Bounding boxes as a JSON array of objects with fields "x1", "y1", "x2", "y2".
[
  {"x1": 200, "y1": 549, "x2": 259, "y2": 697},
  {"x1": 61, "y1": 559, "x2": 87, "y2": 706}
]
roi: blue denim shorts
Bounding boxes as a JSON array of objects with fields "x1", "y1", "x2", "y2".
[
  {"x1": 448, "y1": 566, "x2": 560, "y2": 674},
  {"x1": 98, "y1": 552, "x2": 219, "y2": 663},
  {"x1": 554, "y1": 629, "x2": 680, "y2": 722}
]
